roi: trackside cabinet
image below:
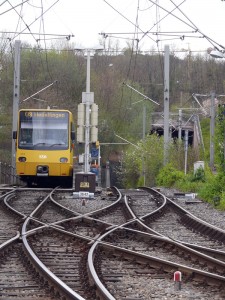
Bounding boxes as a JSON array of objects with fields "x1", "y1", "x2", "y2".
[{"x1": 75, "y1": 172, "x2": 96, "y2": 193}]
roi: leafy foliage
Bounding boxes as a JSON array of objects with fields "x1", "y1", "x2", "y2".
[
  {"x1": 156, "y1": 163, "x2": 185, "y2": 187},
  {"x1": 215, "y1": 104, "x2": 225, "y2": 172},
  {"x1": 122, "y1": 134, "x2": 164, "y2": 187},
  {"x1": 0, "y1": 114, "x2": 12, "y2": 163},
  {"x1": 190, "y1": 166, "x2": 205, "y2": 182},
  {"x1": 197, "y1": 172, "x2": 225, "y2": 202}
]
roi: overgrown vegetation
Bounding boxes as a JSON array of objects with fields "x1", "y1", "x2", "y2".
[
  {"x1": 121, "y1": 103, "x2": 225, "y2": 210},
  {"x1": 1, "y1": 39, "x2": 225, "y2": 207},
  {"x1": 150, "y1": 113, "x2": 225, "y2": 210}
]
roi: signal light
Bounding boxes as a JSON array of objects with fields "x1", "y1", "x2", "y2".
[
  {"x1": 60, "y1": 157, "x2": 68, "y2": 163},
  {"x1": 18, "y1": 157, "x2": 26, "y2": 162}
]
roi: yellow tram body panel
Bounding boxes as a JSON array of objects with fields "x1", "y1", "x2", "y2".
[{"x1": 16, "y1": 149, "x2": 73, "y2": 177}]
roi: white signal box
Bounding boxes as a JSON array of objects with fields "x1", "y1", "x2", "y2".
[
  {"x1": 77, "y1": 126, "x2": 84, "y2": 143},
  {"x1": 77, "y1": 103, "x2": 85, "y2": 126},
  {"x1": 91, "y1": 126, "x2": 98, "y2": 143},
  {"x1": 82, "y1": 92, "x2": 94, "y2": 104},
  {"x1": 91, "y1": 103, "x2": 98, "y2": 126}
]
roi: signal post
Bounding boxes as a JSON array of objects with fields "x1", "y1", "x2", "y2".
[{"x1": 74, "y1": 49, "x2": 99, "y2": 197}]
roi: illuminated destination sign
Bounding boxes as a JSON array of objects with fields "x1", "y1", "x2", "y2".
[{"x1": 20, "y1": 111, "x2": 67, "y2": 119}]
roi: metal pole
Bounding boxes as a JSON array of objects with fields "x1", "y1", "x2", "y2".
[
  {"x1": 223, "y1": 107, "x2": 225, "y2": 166},
  {"x1": 84, "y1": 50, "x2": 91, "y2": 173},
  {"x1": 178, "y1": 109, "x2": 182, "y2": 140},
  {"x1": 164, "y1": 45, "x2": 170, "y2": 165},
  {"x1": 105, "y1": 160, "x2": 110, "y2": 187},
  {"x1": 143, "y1": 103, "x2": 146, "y2": 139},
  {"x1": 184, "y1": 130, "x2": 188, "y2": 175},
  {"x1": 11, "y1": 40, "x2": 21, "y2": 184},
  {"x1": 98, "y1": 145, "x2": 101, "y2": 187},
  {"x1": 142, "y1": 103, "x2": 146, "y2": 185},
  {"x1": 210, "y1": 91, "x2": 215, "y2": 171}
]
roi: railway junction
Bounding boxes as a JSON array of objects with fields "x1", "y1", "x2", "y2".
[{"x1": 1, "y1": 184, "x2": 225, "y2": 299}]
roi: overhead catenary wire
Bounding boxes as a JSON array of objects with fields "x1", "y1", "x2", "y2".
[
  {"x1": 7, "y1": 0, "x2": 40, "y2": 43},
  {"x1": 169, "y1": 0, "x2": 225, "y2": 50},
  {"x1": 103, "y1": 0, "x2": 156, "y2": 43},
  {"x1": 0, "y1": 0, "x2": 29, "y2": 16},
  {"x1": 0, "y1": 30, "x2": 73, "y2": 38},
  {"x1": 140, "y1": 0, "x2": 186, "y2": 43},
  {"x1": 147, "y1": 0, "x2": 225, "y2": 50},
  {"x1": 103, "y1": 0, "x2": 224, "y2": 52},
  {"x1": 39, "y1": 0, "x2": 53, "y2": 81},
  {"x1": 9, "y1": 0, "x2": 60, "y2": 43}
]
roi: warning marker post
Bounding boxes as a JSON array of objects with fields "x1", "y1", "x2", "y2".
[{"x1": 174, "y1": 271, "x2": 182, "y2": 291}]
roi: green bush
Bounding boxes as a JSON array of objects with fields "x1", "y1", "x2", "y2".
[
  {"x1": 191, "y1": 167, "x2": 205, "y2": 182},
  {"x1": 156, "y1": 163, "x2": 185, "y2": 187},
  {"x1": 197, "y1": 172, "x2": 225, "y2": 203},
  {"x1": 217, "y1": 191, "x2": 225, "y2": 210},
  {"x1": 175, "y1": 178, "x2": 204, "y2": 193}
]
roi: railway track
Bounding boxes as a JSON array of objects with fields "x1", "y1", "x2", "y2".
[
  {"x1": 0, "y1": 238, "x2": 58, "y2": 300},
  {"x1": 1, "y1": 185, "x2": 225, "y2": 299},
  {"x1": 140, "y1": 188, "x2": 225, "y2": 251}
]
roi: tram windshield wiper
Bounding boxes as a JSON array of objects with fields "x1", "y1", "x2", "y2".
[
  {"x1": 33, "y1": 142, "x2": 47, "y2": 146},
  {"x1": 49, "y1": 143, "x2": 65, "y2": 147}
]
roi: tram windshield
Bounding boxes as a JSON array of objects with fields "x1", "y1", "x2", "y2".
[{"x1": 18, "y1": 111, "x2": 69, "y2": 150}]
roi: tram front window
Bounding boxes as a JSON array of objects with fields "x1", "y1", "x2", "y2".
[{"x1": 18, "y1": 111, "x2": 69, "y2": 150}]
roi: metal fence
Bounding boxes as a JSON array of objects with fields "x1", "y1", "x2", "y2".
[{"x1": 0, "y1": 162, "x2": 22, "y2": 186}]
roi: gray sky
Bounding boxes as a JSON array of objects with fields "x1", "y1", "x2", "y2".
[{"x1": 1, "y1": 0, "x2": 225, "y2": 55}]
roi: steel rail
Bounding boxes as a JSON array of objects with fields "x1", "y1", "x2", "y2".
[
  {"x1": 141, "y1": 187, "x2": 225, "y2": 237},
  {"x1": 0, "y1": 188, "x2": 17, "y2": 200},
  {"x1": 21, "y1": 187, "x2": 86, "y2": 300},
  {"x1": 0, "y1": 232, "x2": 20, "y2": 251},
  {"x1": 88, "y1": 219, "x2": 225, "y2": 300},
  {"x1": 122, "y1": 194, "x2": 225, "y2": 270},
  {"x1": 123, "y1": 193, "x2": 165, "y2": 236}
]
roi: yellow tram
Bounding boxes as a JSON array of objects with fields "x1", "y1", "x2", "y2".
[{"x1": 15, "y1": 109, "x2": 75, "y2": 187}]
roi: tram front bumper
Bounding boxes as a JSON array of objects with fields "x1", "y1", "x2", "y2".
[{"x1": 36, "y1": 165, "x2": 49, "y2": 176}]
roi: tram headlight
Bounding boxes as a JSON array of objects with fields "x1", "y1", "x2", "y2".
[
  {"x1": 60, "y1": 157, "x2": 68, "y2": 163},
  {"x1": 18, "y1": 157, "x2": 26, "y2": 162},
  {"x1": 37, "y1": 166, "x2": 43, "y2": 172}
]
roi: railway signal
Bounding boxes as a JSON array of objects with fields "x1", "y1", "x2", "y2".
[{"x1": 75, "y1": 49, "x2": 102, "y2": 193}]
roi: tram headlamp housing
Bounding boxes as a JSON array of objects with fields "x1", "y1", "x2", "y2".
[
  {"x1": 60, "y1": 157, "x2": 68, "y2": 163},
  {"x1": 18, "y1": 157, "x2": 26, "y2": 162}
]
